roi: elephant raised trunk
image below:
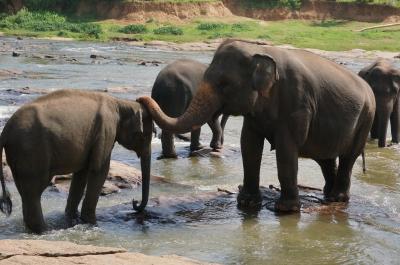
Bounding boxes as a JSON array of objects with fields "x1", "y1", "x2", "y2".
[{"x1": 138, "y1": 82, "x2": 221, "y2": 134}]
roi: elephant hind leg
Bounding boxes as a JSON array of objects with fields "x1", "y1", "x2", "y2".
[
  {"x1": 65, "y1": 170, "x2": 88, "y2": 226},
  {"x1": 160, "y1": 130, "x2": 177, "y2": 159},
  {"x1": 327, "y1": 155, "x2": 356, "y2": 202},
  {"x1": 315, "y1": 158, "x2": 337, "y2": 198}
]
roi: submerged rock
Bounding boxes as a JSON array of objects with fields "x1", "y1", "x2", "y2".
[
  {"x1": 0, "y1": 239, "x2": 216, "y2": 265},
  {"x1": 51, "y1": 160, "x2": 165, "y2": 195}
]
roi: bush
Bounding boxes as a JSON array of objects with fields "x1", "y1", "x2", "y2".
[
  {"x1": 0, "y1": 8, "x2": 103, "y2": 38},
  {"x1": 153, "y1": 25, "x2": 183, "y2": 35},
  {"x1": 197, "y1": 22, "x2": 226, "y2": 31},
  {"x1": 119, "y1": 24, "x2": 147, "y2": 34},
  {"x1": 231, "y1": 23, "x2": 251, "y2": 32}
]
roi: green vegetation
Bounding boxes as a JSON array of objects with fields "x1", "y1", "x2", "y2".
[
  {"x1": 0, "y1": 8, "x2": 102, "y2": 38},
  {"x1": 240, "y1": 0, "x2": 302, "y2": 10},
  {"x1": 1, "y1": 9, "x2": 400, "y2": 51},
  {"x1": 119, "y1": 24, "x2": 147, "y2": 34},
  {"x1": 153, "y1": 25, "x2": 183, "y2": 35}
]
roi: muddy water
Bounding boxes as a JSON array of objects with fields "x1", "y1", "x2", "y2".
[{"x1": 0, "y1": 37, "x2": 399, "y2": 265}]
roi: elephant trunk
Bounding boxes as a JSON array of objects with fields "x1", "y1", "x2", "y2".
[
  {"x1": 377, "y1": 100, "x2": 393, "y2": 148},
  {"x1": 132, "y1": 145, "x2": 151, "y2": 212},
  {"x1": 137, "y1": 82, "x2": 221, "y2": 134}
]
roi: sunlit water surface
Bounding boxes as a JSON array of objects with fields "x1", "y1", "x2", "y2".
[{"x1": 0, "y1": 37, "x2": 399, "y2": 265}]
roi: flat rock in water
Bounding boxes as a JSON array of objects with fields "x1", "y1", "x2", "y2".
[
  {"x1": 0, "y1": 240, "x2": 216, "y2": 265},
  {"x1": 190, "y1": 148, "x2": 223, "y2": 158}
]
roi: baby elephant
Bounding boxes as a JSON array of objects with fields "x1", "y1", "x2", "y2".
[
  {"x1": 151, "y1": 59, "x2": 228, "y2": 158},
  {"x1": 0, "y1": 89, "x2": 153, "y2": 233},
  {"x1": 359, "y1": 59, "x2": 400, "y2": 147}
]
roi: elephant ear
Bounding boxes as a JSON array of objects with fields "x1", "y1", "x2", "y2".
[
  {"x1": 392, "y1": 70, "x2": 400, "y2": 93},
  {"x1": 251, "y1": 54, "x2": 279, "y2": 98},
  {"x1": 132, "y1": 108, "x2": 144, "y2": 134}
]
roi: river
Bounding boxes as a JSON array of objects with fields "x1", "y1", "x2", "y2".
[{"x1": 0, "y1": 37, "x2": 399, "y2": 265}]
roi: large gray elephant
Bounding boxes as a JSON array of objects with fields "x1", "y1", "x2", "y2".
[
  {"x1": 0, "y1": 89, "x2": 153, "y2": 233},
  {"x1": 151, "y1": 59, "x2": 228, "y2": 158},
  {"x1": 138, "y1": 40, "x2": 375, "y2": 212},
  {"x1": 359, "y1": 59, "x2": 400, "y2": 147}
]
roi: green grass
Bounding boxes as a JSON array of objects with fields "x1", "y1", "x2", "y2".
[{"x1": 1, "y1": 9, "x2": 400, "y2": 51}]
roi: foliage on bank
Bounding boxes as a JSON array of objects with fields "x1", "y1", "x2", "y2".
[{"x1": 1, "y1": 9, "x2": 400, "y2": 51}]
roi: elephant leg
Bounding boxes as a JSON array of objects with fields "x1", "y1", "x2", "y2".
[
  {"x1": 274, "y1": 126, "x2": 300, "y2": 212},
  {"x1": 390, "y1": 99, "x2": 400, "y2": 143},
  {"x1": 207, "y1": 115, "x2": 223, "y2": 151},
  {"x1": 65, "y1": 169, "x2": 88, "y2": 225},
  {"x1": 21, "y1": 195, "x2": 46, "y2": 233},
  {"x1": 370, "y1": 113, "x2": 379, "y2": 139},
  {"x1": 160, "y1": 130, "x2": 177, "y2": 159},
  {"x1": 237, "y1": 119, "x2": 264, "y2": 209},
  {"x1": 190, "y1": 128, "x2": 204, "y2": 152},
  {"x1": 12, "y1": 162, "x2": 49, "y2": 233},
  {"x1": 316, "y1": 159, "x2": 337, "y2": 197},
  {"x1": 80, "y1": 161, "x2": 110, "y2": 224},
  {"x1": 328, "y1": 155, "x2": 356, "y2": 202}
]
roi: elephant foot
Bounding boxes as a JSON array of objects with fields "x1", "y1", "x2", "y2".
[
  {"x1": 274, "y1": 197, "x2": 300, "y2": 213},
  {"x1": 210, "y1": 141, "x2": 222, "y2": 152},
  {"x1": 65, "y1": 210, "x2": 81, "y2": 227},
  {"x1": 157, "y1": 153, "x2": 178, "y2": 160},
  {"x1": 323, "y1": 185, "x2": 333, "y2": 198},
  {"x1": 326, "y1": 191, "x2": 349, "y2": 202},
  {"x1": 190, "y1": 144, "x2": 205, "y2": 152},
  {"x1": 80, "y1": 213, "x2": 97, "y2": 225},
  {"x1": 237, "y1": 185, "x2": 262, "y2": 209}
]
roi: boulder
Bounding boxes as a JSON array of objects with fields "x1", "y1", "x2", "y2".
[{"x1": 0, "y1": 239, "x2": 216, "y2": 265}]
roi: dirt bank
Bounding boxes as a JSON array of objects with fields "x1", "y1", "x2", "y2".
[
  {"x1": 76, "y1": 1, "x2": 232, "y2": 23},
  {"x1": 223, "y1": 0, "x2": 400, "y2": 22},
  {"x1": 0, "y1": 240, "x2": 217, "y2": 264}
]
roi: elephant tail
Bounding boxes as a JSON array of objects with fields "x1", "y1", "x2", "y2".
[
  {"x1": 0, "y1": 138, "x2": 12, "y2": 216},
  {"x1": 362, "y1": 149, "x2": 366, "y2": 173}
]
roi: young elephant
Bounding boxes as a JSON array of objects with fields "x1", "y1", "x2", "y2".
[
  {"x1": 151, "y1": 59, "x2": 228, "y2": 158},
  {"x1": 359, "y1": 59, "x2": 400, "y2": 147},
  {"x1": 0, "y1": 89, "x2": 153, "y2": 233},
  {"x1": 139, "y1": 40, "x2": 375, "y2": 212}
]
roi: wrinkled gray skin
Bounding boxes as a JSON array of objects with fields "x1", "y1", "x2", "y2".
[
  {"x1": 151, "y1": 59, "x2": 228, "y2": 158},
  {"x1": 139, "y1": 40, "x2": 375, "y2": 212},
  {"x1": 359, "y1": 59, "x2": 400, "y2": 147},
  {"x1": 0, "y1": 90, "x2": 153, "y2": 233}
]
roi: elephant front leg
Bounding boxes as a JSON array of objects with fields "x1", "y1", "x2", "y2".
[
  {"x1": 207, "y1": 115, "x2": 223, "y2": 151},
  {"x1": 80, "y1": 160, "x2": 110, "y2": 225},
  {"x1": 274, "y1": 127, "x2": 300, "y2": 212},
  {"x1": 237, "y1": 120, "x2": 264, "y2": 209},
  {"x1": 65, "y1": 170, "x2": 88, "y2": 226}
]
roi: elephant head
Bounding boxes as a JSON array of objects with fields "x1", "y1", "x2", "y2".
[
  {"x1": 359, "y1": 59, "x2": 400, "y2": 147},
  {"x1": 138, "y1": 40, "x2": 279, "y2": 133},
  {"x1": 116, "y1": 102, "x2": 153, "y2": 211}
]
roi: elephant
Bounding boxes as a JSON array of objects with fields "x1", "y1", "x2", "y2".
[
  {"x1": 151, "y1": 59, "x2": 228, "y2": 158},
  {"x1": 0, "y1": 89, "x2": 153, "y2": 233},
  {"x1": 359, "y1": 59, "x2": 400, "y2": 147},
  {"x1": 138, "y1": 40, "x2": 375, "y2": 212}
]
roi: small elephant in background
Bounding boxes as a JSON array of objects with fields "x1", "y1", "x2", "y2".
[
  {"x1": 359, "y1": 59, "x2": 400, "y2": 147},
  {"x1": 151, "y1": 59, "x2": 228, "y2": 158},
  {"x1": 0, "y1": 89, "x2": 153, "y2": 233}
]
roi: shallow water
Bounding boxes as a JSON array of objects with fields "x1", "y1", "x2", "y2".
[{"x1": 0, "y1": 37, "x2": 400, "y2": 265}]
